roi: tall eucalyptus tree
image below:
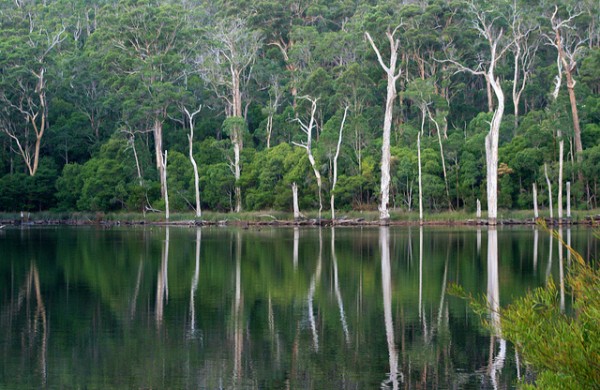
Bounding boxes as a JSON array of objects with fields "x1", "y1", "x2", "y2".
[
  {"x1": 96, "y1": 1, "x2": 189, "y2": 200},
  {"x1": 0, "y1": 3, "x2": 67, "y2": 176},
  {"x1": 195, "y1": 17, "x2": 263, "y2": 212}
]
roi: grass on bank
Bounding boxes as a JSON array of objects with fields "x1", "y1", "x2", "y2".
[{"x1": 1, "y1": 208, "x2": 599, "y2": 224}]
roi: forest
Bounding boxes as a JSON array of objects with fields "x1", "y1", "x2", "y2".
[{"x1": 1, "y1": 0, "x2": 599, "y2": 219}]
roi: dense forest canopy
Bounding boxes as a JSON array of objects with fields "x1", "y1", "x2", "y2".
[{"x1": 1, "y1": 0, "x2": 599, "y2": 217}]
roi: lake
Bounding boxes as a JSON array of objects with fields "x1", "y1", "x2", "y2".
[{"x1": 0, "y1": 225, "x2": 596, "y2": 389}]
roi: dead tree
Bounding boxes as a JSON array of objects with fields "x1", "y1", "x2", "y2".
[
  {"x1": 445, "y1": 3, "x2": 513, "y2": 225},
  {"x1": 293, "y1": 96, "x2": 323, "y2": 220},
  {"x1": 366, "y1": 27, "x2": 403, "y2": 223},
  {"x1": 183, "y1": 106, "x2": 203, "y2": 219},
  {"x1": 510, "y1": 5, "x2": 539, "y2": 129},
  {"x1": 544, "y1": 6, "x2": 586, "y2": 170},
  {"x1": 330, "y1": 107, "x2": 349, "y2": 221}
]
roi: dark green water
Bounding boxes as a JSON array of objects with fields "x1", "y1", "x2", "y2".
[{"x1": 0, "y1": 226, "x2": 596, "y2": 389}]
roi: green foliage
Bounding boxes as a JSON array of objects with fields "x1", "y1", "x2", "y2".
[
  {"x1": 451, "y1": 226, "x2": 600, "y2": 388},
  {"x1": 0, "y1": 0, "x2": 599, "y2": 214}
]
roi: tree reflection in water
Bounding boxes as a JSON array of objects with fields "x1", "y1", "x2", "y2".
[
  {"x1": 1, "y1": 226, "x2": 591, "y2": 388},
  {"x1": 487, "y1": 228, "x2": 506, "y2": 390},
  {"x1": 380, "y1": 226, "x2": 401, "y2": 389}
]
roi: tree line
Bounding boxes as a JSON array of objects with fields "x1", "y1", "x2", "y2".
[{"x1": 1, "y1": 0, "x2": 599, "y2": 222}]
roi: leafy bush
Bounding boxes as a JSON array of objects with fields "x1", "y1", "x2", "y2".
[{"x1": 451, "y1": 225, "x2": 600, "y2": 388}]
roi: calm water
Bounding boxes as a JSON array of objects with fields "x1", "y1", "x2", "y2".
[{"x1": 0, "y1": 226, "x2": 597, "y2": 389}]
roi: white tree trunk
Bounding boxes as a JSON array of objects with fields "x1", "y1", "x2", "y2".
[
  {"x1": 184, "y1": 107, "x2": 203, "y2": 219},
  {"x1": 485, "y1": 70, "x2": 504, "y2": 226},
  {"x1": 558, "y1": 137, "x2": 564, "y2": 224},
  {"x1": 233, "y1": 138, "x2": 242, "y2": 213},
  {"x1": 427, "y1": 108, "x2": 451, "y2": 209},
  {"x1": 154, "y1": 119, "x2": 166, "y2": 199},
  {"x1": 477, "y1": 199, "x2": 482, "y2": 221},
  {"x1": 292, "y1": 182, "x2": 300, "y2": 221},
  {"x1": 366, "y1": 30, "x2": 402, "y2": 223},
  {"x1": 533, "y1": 183, "x2": 539, "y2": 219},
  {"x1": 544, "y1": 163, "x2": 553, "y2": 220},
  {"x1": 293, "y1": 97, "x2": 323, "y2": 220},
  {"x1": 418, "y1": 133, "x2": 423, "y2": 224},
  {"x1": 566, "y1": 181, "x2": 571, "y2": 218},
  {"x1": 163, "y1": 150, "x2": 169, "y2": 221},
  {"x1": 331, "y1": 107, "x2": 349, "y2": 221}
]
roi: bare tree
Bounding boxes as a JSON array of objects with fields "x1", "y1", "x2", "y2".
[
  {"x1": 196, "y1": 18, "x2": 263, "y2": 212},
  {"x1": 293, "y1": 96, "x2": 323, "y2": 220},
  {"x1": 418, "y1": 133, "x2": 423, "y2": 224},
  {"x1": 544, "y1": 6, "x2": 586, "y2": 169},
  {"x1": 265, "y1": 77, "x2": 283, "y2": 149},
  {"x1": 365, "y1": 27, "x2": 403, "y2": 223},
  {"x1": 510, "y1": 3, "x2": 539, "y2": 129},
  {"x1": 425, "y1": 105, "x2": 451, "y2": 209},
  {"x1": 544, "y1": 163, "x2": 554, "y2": 220},
  {"x1": 183, "y1": 106, "x2": 203, "y2": 218},
  {"x1": 330, "y1": 106, "x2": 349, "y2": 221},
  {"x1": 162, "y1": 150, "x2": 169, "y2": 221},
  {"x1": 445, "y1": 3, "x2": 513, "y2": 225}
]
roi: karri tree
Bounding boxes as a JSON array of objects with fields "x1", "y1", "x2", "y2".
[
  {"x1": 196, "y1": 17, "x2": 262, "y2": 213},
  {"x1": 0, "y1": 5, "x2": 66, "y2": 176},
  {"x1": 446, "y1": 2, "x2": 513, "y2": 225},
  {"x1": 98, "y1": 1, "x2": 189, "y2": 200},
  {"x1": 365, "y1": 26, "x2": 403, "y2": 223}
]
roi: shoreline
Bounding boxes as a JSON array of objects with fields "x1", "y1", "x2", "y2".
[{"x1": 1, "y1": 215, "x2": 598, "y2": 228}]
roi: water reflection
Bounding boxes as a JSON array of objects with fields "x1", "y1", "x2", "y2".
[
  {"x1": 486, "y1": 228, "x2": 506, "y2": 389},
  {"x1": 0, "y1": 226, "x2": 596, "y2": 388},
  {"x1": 189, "y1": 229, "x2": 200, "y2": 337},
  {"x1": 331, "y1": 228, "x2": 350, "y2": 344},
  {"x1": 156, "y1": 227, "x2": 170, "y2": 327},
  {"x1": 307, "y1": 228, "x2": 322, "y2": 351},
  {"x1": 380, "y1": 226, "x2": 401, "y2": 389}
]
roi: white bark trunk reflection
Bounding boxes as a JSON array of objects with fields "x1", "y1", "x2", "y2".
[
  {"x1": 546, "y1": 231, "x2": 554, "y2": 283},
  {"x1": 156, "y1": 227, "x2": 170, "y2": 327},
  {"x1": 331, "y1": 228, "x2": 350, "y2": 344},
  {"x1": 487, "y1": 228, "x2": 506, "y2": 389},
  {"x1": 533, "y1": 228, "x2": 539, "y2": 272},
  {"x1": 233, "y1": 231, "x2": 243, "y2": 383},
  {"x1": 380, "y1": 227, "x2": 401, "y2": 389},
  {"x1": 130, "y1": 259, "x2": 143, "y2": 319},
  {"x1": 307, "y1": 229, "x2": 323, "y2": 351},
  {"x1": 558, "y1": 228, "x2": 565, "y2": 312},
  {"x1": 418, "y1": 227, "x2": 423, "y2": 321},
  {"x1": 293, "y1": 227, "x2": 299, "y2": 270},
  {"x1": 189, "y1": 229, "x2": 201, "y2": 336}
]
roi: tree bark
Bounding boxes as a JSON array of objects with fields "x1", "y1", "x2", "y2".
[
  {"x1": 293, "y1": 97, "x2": 323, "y2": 220},
  {"x1": 485, "y1": 46, "x2": 505, "y2": 226},
  {"x1": 154, "y1": 119, "x2": 166, "y2": 198},
  {"x1": 330, "y1": 107, "x2": 349, "y2": 221},
  {"x1": 544, "y1": 163, "x2": 553, "y2": 220},
  {"x1": 292, "y1": 182, "x2": 300, "y2": 221},
  {"x1": 558, "y1": 136, "x2": 564, "y2": 224},
  {"x1": 184, "y1": 107, "x2": 202, "y2": 219},
  {"x1": 163, "y1": 150, "x2": 169, "y2": 221},
  {"x1": 366, "y1": 30, "x2": 402, "y2": 223},
  {"x1": 418, "y1": 133, "x2": 423, "y2": 224},
  {"x1": 533, "y1": 183, "x2": 539, "y2": 219},
  {"x1": 427, "y1": 108, "x2": 451, "y2": 210},
  {"x1": 566, "y1": 181, "x2": 571, "y2": 219}
]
